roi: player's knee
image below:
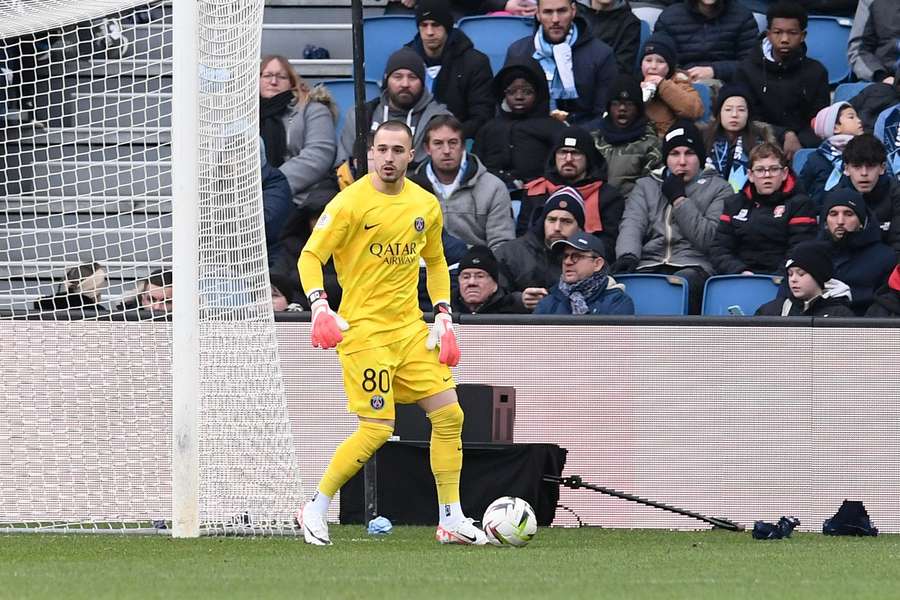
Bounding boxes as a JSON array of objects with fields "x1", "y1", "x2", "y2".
[
  {"x1": 359, "y1": 420, "x2": 394, "y2": 447},
  {"x1": 427, "y1": 402, "x2": 464, "y2": 434}
]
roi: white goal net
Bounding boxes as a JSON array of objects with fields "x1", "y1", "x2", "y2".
[{"x1": 0, "y1": 0, "x2": 304, "y2": 535}]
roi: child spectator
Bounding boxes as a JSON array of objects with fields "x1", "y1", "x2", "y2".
[
  {"x1": 711, "y1": 142, "x2": 818, "y2": 275},
  {"x1": 593, "y1": 74, "x2": 663, "y2": 198},
  {"x1": 701, "y1": 83, "x2": 775, "y2": 192},
  {"x1": 755, "y1": 241, "x2": 854, "y2": 316},
  {"x1": 638, "y1": 32, "x2": 704, "y2": 138},
  {"x1": 800, "y1": 101, "x2": 864, "y2": 208},
  {"x1": 865, "y1": 263, "x2": 900, "y2": 317}
]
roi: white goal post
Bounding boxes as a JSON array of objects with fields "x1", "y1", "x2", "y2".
[{"x1": 0, "y1": 0, "x2": 304, "y2": 536}]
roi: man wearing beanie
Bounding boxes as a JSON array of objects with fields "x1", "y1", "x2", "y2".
[
  {"x1": 638, "y1": 32, "x2": 704, "y2": 138},
  {"x1": 495, "y1": 186, "x2": 586, "y2": 310},
  {"x1": 518, "y1": 127, "x2": 625, "y2": 256},
  {"x1": 819, "y1": 188, "x2": 895, "y2": 314},
  {"x1": 654, "y1": 0, "x2": 758, "y2": 83},
  {"x1": 866, "y1": 263, "x2": 900, "y2": 317},
  {"x1": 505, "y1": 0, "x2": 618, "y2": 131},
  {"x1": 403, "y1": 0, "x2": 493, "y2": 140},
  {"x1": 451, "y1": 246, "x2": 529, "y2": 314},
  {"x1": 337, "y1": 47, "x2": 452, "y2": 168},
  {"x1": 756, "y1": 241, "x2": 854, "y2": 317},
  {"x1": 614, "y1": 120, "x2": 733, "y2": 313}
]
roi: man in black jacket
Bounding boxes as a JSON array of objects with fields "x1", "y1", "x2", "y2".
[
  {"x1": 405, "y1": 0, "x2": 495, "y2": 140},
  {"x1": 735, "y1": 1, "x2": 830, "y2": 158},
  {"x1": 452, "y1": 246, "x2": 529, "y2": 314},
  {"x1": 576, "y1": 0, "x2": 642, "y2": 75}
]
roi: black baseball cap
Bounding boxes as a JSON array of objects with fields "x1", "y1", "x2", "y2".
[{"x1": 551, "y1": 233, "x2": 606, "y2": 259}]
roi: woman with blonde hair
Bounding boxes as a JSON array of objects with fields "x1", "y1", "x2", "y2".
[{"x1": 259, "y1": 54, "x2": 338, "y2": 208}]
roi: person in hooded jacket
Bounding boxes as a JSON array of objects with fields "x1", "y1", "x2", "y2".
[
  {"x1": 865, "y1": 263, "x2": 900, "y2": 317},
  {"x1": 800, "y1": 101, "x2": 864, "y2": 209},
  {"x1": 576, "y1": 0, "x2": 642, "y2": 75},
  {"x1": 711, "y1": 142, "x2": 818, "y2": 275}
]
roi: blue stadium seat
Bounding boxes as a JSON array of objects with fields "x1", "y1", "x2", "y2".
[
  {"x1": 615, "y1": 274, "x2": 689, "y2": 315},
  {"x1": 833, "y1": 81, "x2": 872, "y2": 103},
  {"x1": 792, "y1": 148, "x2": 815, "y2": 174},
  {"x1": 363, "y1": 16, "x2": 419, "y2": 83},
  {"x1": 632, "y1": 6, "x2": 662, "y2": 31},
  {"x1": 693, "y1": 82, "x2": 712, "y2": 122},
  {"x1": 457, "y1": 16, "x2": 534, "y2": 75},
  {"x1": 805, "y1": 16, "x2": 853, "y2": 85},
  {"x1": 637, "y1": 20, "x2": 651, "y2": 71},
  {"x1": 701, "y1": 274, "x2": 782, "y2": 316},
  {"x1": 320, "y1": 79, "x2": 381, "y2": 138}
]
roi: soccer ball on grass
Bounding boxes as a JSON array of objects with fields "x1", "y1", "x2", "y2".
[{"x1": 481, "y1": 496, "x2": 537, "y2": 547}]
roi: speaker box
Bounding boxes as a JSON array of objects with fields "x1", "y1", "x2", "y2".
[{"x1": 394, "y1": 384, "x2": 515, "y2": 443}]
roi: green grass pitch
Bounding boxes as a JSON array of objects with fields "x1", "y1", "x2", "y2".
[{"x1": 3, "y1": 527, "x2": 899, "y2": 599}]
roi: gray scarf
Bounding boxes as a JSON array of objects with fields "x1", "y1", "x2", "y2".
[{"x1": 557, "y1": 270, "x2": 607, "y2": 315}]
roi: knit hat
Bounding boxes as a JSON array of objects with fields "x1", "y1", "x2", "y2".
[
  {"x1": 537, "y1": 186, "x2": 586, "y2": 230},
  {"x1": 606, "y1": 74, "x2": 644, "y2": 114},
  {"x1": 642, "y1": 32, "x2": 677, "y2": 78},
  {"x1": 457, "y1": 245, "x2": 499, "y2": 282},
  {"x1": 715, "y1": 82, "x2": 753, "y2": 120},
  {"x1": 813, "y1": 101, "x2": 851, "y2": 139},
  {"x1": 785, "y1": 241, "x2": 834, "y2": 289},
  {"x1": 384, "y1": 47, "x2": 426, "y2": 84},
  {"x1": 822, "y1": 187, "x2": 867, "y2": 220},
  {"x1": 415, "y1": 0, "x2": 454, "y2": 32},
  {"x1": 662, "y1": 120, "x2": 706, "y2": 164}
]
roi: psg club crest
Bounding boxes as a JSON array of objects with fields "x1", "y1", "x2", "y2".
[
  {"x1": 370, "y1": 395, "x2": 385, "y2": 410},
  {"x1": 414, "y1": 217, "x2": 425, "y2": 232}
]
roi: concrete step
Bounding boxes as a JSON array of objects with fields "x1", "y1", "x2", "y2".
[
  {"x1": 2, "y1": 226, "x2": 172, "y2": 263},
  {"x1": 5, "y1": 160, "x2": 172, "y2": 197},
  {"x1": 1, "y1": 211, "x2": 172, "y2": 230},
  {"x1": 69, "y1": 93, "x2": 171, "y2": 129},
  {"x1": 14, "y1": 138, "x2": 171, "y2": 162},
  {"x1": 2, "y1": 196, "x2": 173, "y2": 214}
]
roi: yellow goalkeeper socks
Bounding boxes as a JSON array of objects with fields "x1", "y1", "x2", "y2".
[
  {"x1": 428, "y1": 402, "x2": 464, "y2": 509},
  {"x1": 317, "y1": 421, "x2": 394, "y2": 499}
]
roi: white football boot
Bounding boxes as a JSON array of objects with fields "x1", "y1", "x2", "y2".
[
  {"x1": 295, "y1": 504, "x2": 332, "y2": 546},
  {"x1": 435, "y1": 517, "x2": 488, "y2": 545}
]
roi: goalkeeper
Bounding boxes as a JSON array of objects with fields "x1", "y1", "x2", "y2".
[{"x1": 296, "y1": 120, "x2": 486, "y2": 546}]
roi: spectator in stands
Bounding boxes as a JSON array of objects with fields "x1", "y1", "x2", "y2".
[
  {"x1": 594, "y1": 74, "x2": 663, "y2": 198},
  {"x1": 404, "y1": 0, "x2": 494, "y2": 140},
  {"x1": 338, "y1": 48, "x2": 452, "y2": 168},
  {"x1": 701, "y1": 82, "x2": 776, "y2": 192},
  {"x1": 385, "y1": 0, "x2": 538, "y2": 19},
  {"x1": 755, "y1": 241, "x2": 854, "y2": 316},
  {"x1": 269, "y1": 274, "x2": 297, "y2": 312},
  {"x1": 865, "y1": 262, "x2": 900, "y2": 317},
  {"x1": 847, "y1": 0, "x2": 900, "y2": 84},
  {"x1": 711, "y1": 142, "x2": 818, "y2": 275},
  {"x1": 535, "y1": 232, "x2": 635, "y2": 314},
  {"x1": 505, "y1": 0, "x2": 619, "y2": 130},
  {"x1": 576, "y1": 0, "x2": 642, "y2": 74},
  {"x1": 411, "y1": 115, "x2": 515, "y2": 250},
  {"x1": 474, "y1": 56, "x2": 568, "y2": 195},
  {"x1": 638, "y1": 32, "x2": 704, "y2": 138},
  {"x1": 335, "y1": 132, "x2": 375, "y2": 191},
  {"x1": 800, "y1": 101, "x2": 865, "y2": 208},
  {"x1": 819, "y1": 188, "x2": 896, "y2": 314},
  {"x1": 451, "y1": 246, "x2": 529, "y2": 314},
  {"x1": 873, "y1": 103, "x2": 900, "y2": 178},
  {"x1": 653, "y1": 0, "x2": 758, "y2": 84},
  {"x1": 850, "y1": 68, "x2": 900, "y2": 134},
  {"x1": 613, "y1": 120, "x2": 732, "y2": 313},
  {"x1": 519, "y1": 128, "x2": 625, "y2": 257},
  {"x1": 138, "y1": 269, "x2": 173, "y2": 315},
  {"x1": 259, "y1": 140, "x2": 294, "y2": 268},
  {"x1": 35, "y1": 263, "x2": 108, "y2": 314},
  {"x1": 495, "y1": 187, "x2": 585, "y2": 309},
  {"x1": 838, "y1": 134, "x2": 900, "y2": 256},
  {"x1": 258, "y1": 55, "x2": 338, "y2": 208},
  {"x1": 736, "y1": 1, "x2": 830, "y2": 158}
]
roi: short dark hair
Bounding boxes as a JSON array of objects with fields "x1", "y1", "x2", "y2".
[
  {"x1": 843, "y1": 133, "x2": 887, "y2": 167},
  {"x1": 766, "y1": 1, "x2": 808, "y2": 30},
  {"x1": 423, "y1": 115, "x2": 464, "y2": 144},
  {"x1": 372, "y1": 120, "x2": 413, "y2": 146},
  {"x1": 749, "y1": 142, "x2": 787, "y2": 168}
]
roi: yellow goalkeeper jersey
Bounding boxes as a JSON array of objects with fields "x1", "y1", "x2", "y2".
[{"x1": 300, "y1": 174, "x2": 450, "y2": 354}]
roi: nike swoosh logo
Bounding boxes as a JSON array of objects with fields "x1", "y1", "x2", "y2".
[
  {"x1": 442, "y1": 376, "x2": 452, "y2": 382},
  {"x1": 356, "y1": 459, "x2": 366, "y2": 464},
  {"x1": 364, "y1": 223, "x2": 380, "y2": 230},
  {"x1": 457, "y1": 532, "x2": 477, "y2": 543}
]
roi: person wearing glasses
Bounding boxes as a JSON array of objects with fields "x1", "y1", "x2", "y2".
[
  {"x1": 710, "y1": 142, "x2": 818, "y2": 277},
  {"x1": 534, "y1": 232, "x2": 634, "y2": 315}
]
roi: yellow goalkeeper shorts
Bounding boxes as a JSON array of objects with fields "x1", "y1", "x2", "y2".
[{"x1": 337, "y1": 326, "x2": 455, "y2": 420}]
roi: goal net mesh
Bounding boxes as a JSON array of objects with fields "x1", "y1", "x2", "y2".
[{"x1": 0, "y1": 0, "x2": 304, "y2": 534}]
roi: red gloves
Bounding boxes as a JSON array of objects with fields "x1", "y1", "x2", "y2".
[
  {"x1": 425, "y1": 302, "x2": 460, "y2": 367},
  {"x1": 309, "y1": 292, "x2": 348, "y2": 350}
]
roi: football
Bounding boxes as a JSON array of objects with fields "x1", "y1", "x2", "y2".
[{"x1": 481, "y1": 496, "x2": 538, "y2": 547}]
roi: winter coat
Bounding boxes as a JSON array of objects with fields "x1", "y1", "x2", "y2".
[
  {"x1": 412, "y1": 154, "x2": 515, "y2": 251},
  {"x1": 736, "y1": 41, "x2": 831, "y2": 148},
  {"x1": 577, "y1": 0, "x2": 642, "y2": 75},
  {"x1": 405, "y1": 29, "x2": 494, "y2": 140},
  {"x1": 337, "y1": 87, "x2": 452, "y2": 167},
  {"x1": 279, "y1": 92, "x2": 338, "y2": 208},
  {"x1": 836, "y1": 174, "x2": 900, "y2": 256},
  {"x1": 644, "y1": 73, "x2": 705, "y2": 138},
  {"x1": 535, "y1": 271, "x2": 635, "y2": 315},
  {"x1": 710, "y1": 172, "x2": 818, "y2": 274},
  {"x1": 756, "y1": 279, "x2": 855, "y2": 317},
  {"x1": 452, "y1": 286, "x2": 529, "y2": 315},
  {"x1": 799, "y1": 140, "x2": 845, "y2": 210},
  {"x1": 654, "y1": 0, "x2": 759, "y2": 82},
  {"x1": 261, "y1": 162, "x2": 295, "y2": 266},
  {"x1": 506, "y1": 14, "x2": 619, "y2": 131},
  {"x1": 848, "y1": 0, "x2": 900, "y2": 83},
  {"x1": 865, "y1": 265, "x2": 900, "y2": 317},
  {"x1": 473, "y1": 56, "x2": 568, "y2": 188},
  {"x1": 594, "y1": 122, "x2": 663, "y2": 198},
  {"x1": 493, "y1": 229, "x2": 560, "y2": 292},
  {"x1": 850, "y1": 82, "x2": 900, "y2": 133},
  {"x1": 616, "y1": 167, "x2": 733, "y2": 275}
]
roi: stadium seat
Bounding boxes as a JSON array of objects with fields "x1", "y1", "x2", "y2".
[
  {"x1": 615, "y1": 274, "x2": 689, "y2": 315},
  {"x1": 363, "y1": 16, "x2": 418, "y2": 83},
  {"x1": 693, "y1": 82, "x2": 712, "y2": 122},
  {"x1": 792, "y1": 148, "x2": 815, "y2": 174},
  {"x1": 637, "y1": 20, "x2": 651, "y2": 71},
  {"x1": 753, "y1": 12, "x2": 766, "y2": 33},
  {"x1": 805, "y1": 16, "x2": 852, "y2": 85},
  {"x1": 320, "y1": 79, "x2": 381, "y2": 137},
  {"x1": 632, "y1": 6, "x2": 662, "y2": 31},
  {"x1": 701, "y1": 274, "x2": 782, "y2": 316},
  {"x1": 833, "y1": 81, "x2": 872, "y2": 103},
  {"x1": 457, "y1": 16, "x2": 533, "y2": 75}
]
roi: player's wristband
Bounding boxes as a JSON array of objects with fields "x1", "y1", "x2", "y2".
[{"x1": 307, "y1": 289, "x2": 327, "y2": 305}]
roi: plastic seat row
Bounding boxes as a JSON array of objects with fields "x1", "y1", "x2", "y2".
[{"x1": 616, "y1": 273, "x2": 782, "y2": 316}]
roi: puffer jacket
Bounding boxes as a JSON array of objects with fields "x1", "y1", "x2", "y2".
[
  {"x1": 865, "y1": 265, "x2": 900, "y2": 317},
  {"x1": 799, "y1": 140, "x2": 846, "y2": 209},
  {"x1": 653, "y1": 0, "x2": 759, "y2": 82},
  {"x1": 835, "y1": 174, "x2": 900, "y2": 256},
  {"x1": 644, "y1": 73, "x2": 705, "y2": 137},
  {"x1": 756, "y1": 278, "x2": 855, "y2": 317},
  {"x1": 278, "y1": 88, "x2": 338, "y2": 208},
  {"x1": 577, "y1": 0, "x2": 642, "y2": 75},
  {"x1": 850, "y1": 82, "x2": 900, "y2": 133},
  {"x1": 493, "y1": 229, "x2": 560, "y2": 292},
  {"x1": 535, "y1": 271, "x2": 635, "y2": 315},
  {"x1": 616, "y1": 166, "x2": 733, "y2": 275},
  {"x1": 594, "y1": 122, "x2": 663, "y2": 198}
]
